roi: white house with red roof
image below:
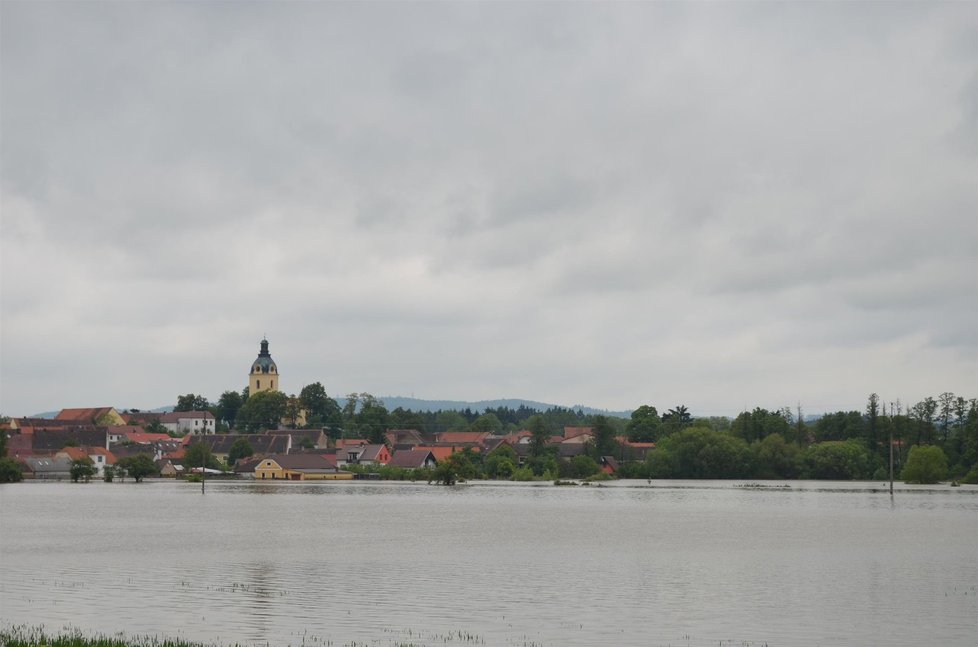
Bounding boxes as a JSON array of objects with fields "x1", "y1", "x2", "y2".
[{"x1": 160, "y1": 411, "x2": 215, "y2": 435}]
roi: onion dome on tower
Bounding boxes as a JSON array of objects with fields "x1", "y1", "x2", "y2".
[{"x1": 249, "y1": 337, "x2": 279, "y2": 394}]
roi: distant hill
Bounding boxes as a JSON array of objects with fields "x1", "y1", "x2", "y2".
[
  {"x1": 368, "y1": 396, "x2": 631, "y2": 419},
  {"x1": 33, "y1": 400, "x2": 628, "y2": 420}
]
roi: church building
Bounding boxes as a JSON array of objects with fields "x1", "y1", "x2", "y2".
[{"x1": 249, "y1": 338, "x2": 279, "y2": 394}]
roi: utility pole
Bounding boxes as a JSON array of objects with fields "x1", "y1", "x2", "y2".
[{"x1": 889, "y1": 419, "x2": 894, "y2": 498}]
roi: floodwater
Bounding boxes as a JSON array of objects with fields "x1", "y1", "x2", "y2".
[{"x1": 1, "y1": 479, "x2": 976, "y2": 646}]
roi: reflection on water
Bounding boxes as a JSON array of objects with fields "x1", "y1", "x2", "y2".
[{"x1": 1, "y1": 480, "x2": 976, "y2": 647}]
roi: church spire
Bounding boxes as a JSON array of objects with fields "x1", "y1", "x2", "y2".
[{"x1": 249, "y1": 337, "x2": 279, "y2": 394}]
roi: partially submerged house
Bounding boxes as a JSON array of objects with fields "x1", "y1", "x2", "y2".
[{"x1": 252, "y1": 454, "x2": 353, "y2": 481}]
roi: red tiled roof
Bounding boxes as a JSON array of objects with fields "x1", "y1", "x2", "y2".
[
  {"x1": 434, "y1": 431, "x2": 490, "y2": 444},
  {"x1": 385, "y1": 429, "x2": 426, "y2": 446},
  {"x1": 125, "y1": 432, "x2": 172, "y2": 444},
  {"x1": 108, "y1": 425, "x2": 144, "y2": 435},
  {"x1": 564, "y1": 427, "x2": 594, "y2": 439},
  {"x1": 388, "y1": 449, "x2": 436, "y2": 469},
  {"x1": 415, "y1": 446, "x2": 458, "y2": 462},
  {"x1": 7, "y1": 434, "x2": 32, "y2": 455},
  {"x1": 55, "y1": 407, "x2": 116, "y2": 422},
  {"x1": 57, "y1": 447, "x2": 88, "y2": 461},
  {"x1": 357, "y1": 444, "x2": 389, "y2": 462}
]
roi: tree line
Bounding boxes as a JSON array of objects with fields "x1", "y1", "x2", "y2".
[{"x1": 170, "y1": 386, "x2": 978, "y2": 484}]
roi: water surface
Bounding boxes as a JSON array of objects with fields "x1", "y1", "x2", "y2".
[{"x1": 1, "y1": 479, "x2": 976, "y2": 646}]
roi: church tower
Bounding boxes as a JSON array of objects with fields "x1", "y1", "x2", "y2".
[{"x1": 249, "y1": 337, "x2": 279, "y2": 394}]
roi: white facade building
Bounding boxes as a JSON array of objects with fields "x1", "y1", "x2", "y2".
[{"x1": 160, "y1": 411, "x2": 216, "y2": 435}]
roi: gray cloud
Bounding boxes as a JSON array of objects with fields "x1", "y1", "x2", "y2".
[{"x1": 2, "y1": 1, "x2": 975, "y2": 417}]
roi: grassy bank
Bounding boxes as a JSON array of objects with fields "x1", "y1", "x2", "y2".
[
  {"x1": 0, "y1": 626, "x2": 225, "y2": 647},
  {"x1": 0, "y1": 625, "x2": 487, "y2": 647}
]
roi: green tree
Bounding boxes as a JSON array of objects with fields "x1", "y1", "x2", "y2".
[
  {"x1": 433, "y1": 410, "x2": 469, "y2": 433},
  {"x1": 626, "y1": 405, "x2": 661, "y2": 442},
  {"x1": 570, "y1": 455, "x2": 601, "y2": 478},
  {"x1": 175, "y1": 394, "x2": 210, "y2": 412},
  {"x1": 389, "y1": 407, "x2": 425, "y2": 431},
  {"x1": 356, "y1": 394, "x2": 390, "y2": 444},
  {"x1": 215, "y1": 390, "x2": 244, "y2": 429},
  {"x1": 184, "y1": 442, "x2": 222, "y2": 471},
  {"x1": 803, "y1": 440, "x2": 872, "y2": 480},
  {"x1": 299, "y1": 382, "x2": 343, "y2": 427},
  {"x1": 901, "y1": 445, "x2": 948, "y2": 484},
  {"x1": 661, "y1": 405, "x2": 692, "y2": 435},
  {"x1": 236, "y1": 390, "x2": 288, "y2": 432},
  {"x1": 866, "y1": 393, "x2": 880, "y2": 455},
  {"x1": 432, "y1": 461, "x2": 458, "y2": 485},
  {"x1": 526, "y1": 415, "x2": 552, "y2": 459},
  {"x1": 587, "y1": 415, "x2": 618, "y2": 458},
  {"x1": 70, "y1": 458, "x2": 96, "y2": 483},
  {"x1": 813, "y1": 411, "x2": 865, "y2": 443},
  {"x1": 646, "y1": 428, "x2": 753, "y2": 479},
  {"x1": 444, "y1": 449, "x2": 480, "y2": 480},
  {"x1": 342, "y1": 393, "x2": 360, "y2": 421},
  {"x1": 227, "y1": 438, "x2": 254, "y2": 466},
  {"x1": 143, "y1": 418, "x2": 167, "y2": 434},
  {"x1": 0, "y1": 457, "x2": 23, "y2": 483},
  {"x1": 731, "y1": 408, "x2": 790, "y2": 444},
  {"x1": 752, "y1": 433, "x2": 802, "y2": 479},
  {"x1": 484, "y1": 444, "x2": 518, "y2": 479},
  {"x1": 284, "y1": 394, "x2": 303, "y2": 428},
  {"x1": 470, "y1": 413, "x2": 503, "y2": 434},
  {"x1": 115, "y1": 454, "x2": 157, "y2": 482},
  {"x1": 910, "y1": 397, "x2": 938, "y2": 446}
]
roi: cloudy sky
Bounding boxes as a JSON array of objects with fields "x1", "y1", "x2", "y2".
[{"x1": 2, "y1": 1, "x2": 975, "y2": 418}]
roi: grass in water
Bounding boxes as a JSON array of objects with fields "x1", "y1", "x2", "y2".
[
  {"x1": 0, "y1": 625, "x2": 225, "y2": 647},
  {"x1": 1, "y1": 625, "x2": 486, "y2": 647}
]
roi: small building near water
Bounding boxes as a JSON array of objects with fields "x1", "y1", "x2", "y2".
[{"x1": 253, "y1": 454, "x2": 353, "y2": 481}]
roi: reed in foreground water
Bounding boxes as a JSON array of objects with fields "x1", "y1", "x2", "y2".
[{"x1": 0, "y1": 626, "x2": 224, "y2": 647}]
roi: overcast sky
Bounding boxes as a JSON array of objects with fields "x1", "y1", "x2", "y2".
[{"x1": 1, "y1": 1, "x2": 975, "y2": 418}]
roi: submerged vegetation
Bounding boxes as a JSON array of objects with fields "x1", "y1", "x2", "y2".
[
  {"x1": 0, "y1": 625, "x2": 488, "y2": 647},
  {"x1": 0, "y1": 626, "x2": 219, "y2": 647}
]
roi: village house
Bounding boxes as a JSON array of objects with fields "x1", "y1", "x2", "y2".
[
  {"x1": 157, "y1": 458, "x2": 185, "y2": 477},
  {"x1": 54, "y1": 446, "x2": 117, "y2": 477},
  {"x1": 161, "y1": 410, "x2": 216, "y2": 435},
  {"x1": 190, "y1": 433, "x2": 290, "y2": 464},
  {"x1": 21, "y1": 456, "x2": 72, "y2": 480},
  {"x1": 387, "y1": 448, "x2": 437, "y2": 470},
  {"x1": 31, "y1": 428, "x2": 109, "y2": 454},
  {"x1": 338, "y1": 443, "x2": 390, "y2": 466},
  {"x1": 252, "y1": 454, "x2": 353, "y2": 480},
  {"x1": 264, "y1": 428, "x2": 328, "y2": 450},
  {"x1": 385, "y1": 429, "x2": 426, "y2": 447},
  {"x1": 433, "y1": 431, "x2": 491, "y2": 447},
  {"x1": 55, "y1": 407, "x2": 126, "y2": 426}
]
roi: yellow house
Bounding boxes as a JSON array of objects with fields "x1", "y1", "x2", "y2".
[{"x1": 253, "y1": 454, "x2": 353, "y2": 481}]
